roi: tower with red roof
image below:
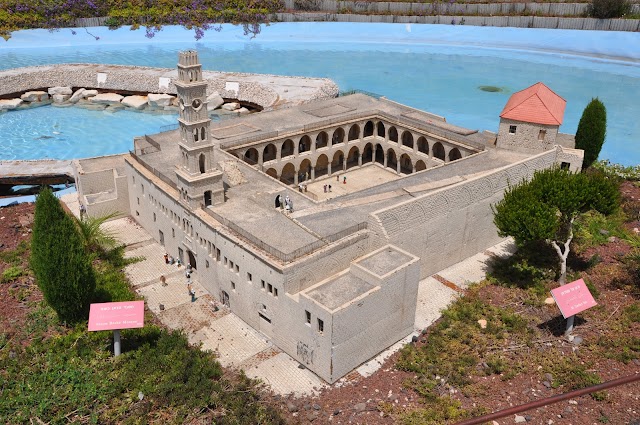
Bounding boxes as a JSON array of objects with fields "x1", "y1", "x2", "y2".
[{"x1": 496, "y1": 82, "x2": 567, "y2": 153}]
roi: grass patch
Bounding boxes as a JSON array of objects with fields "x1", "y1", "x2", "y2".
[
  {"x1": 573, "y1": 210, "x2": 627, "y2": 253},
  {"x1": 1, "y1": 265, "x2": 24, "y2": 282},
  {"x1": 397, "y1": 283, "x2": 533, "y2": 400},
  {"x1": 0, "y1": 233, "x2": 284, "y2": 424},
  {"x1": 0, "y1": 240, "x2": 29, "y2": 266}
]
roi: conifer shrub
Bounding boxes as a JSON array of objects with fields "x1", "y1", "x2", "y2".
[
  {"x1": 30, "y1": 188, "x2": 95, "y2": 324},
  {"x1": 575, "y1": 98, "x2": 607, "y2": 170}
]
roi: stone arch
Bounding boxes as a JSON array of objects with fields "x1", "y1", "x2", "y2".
[
  {"x1": 332, "y1": 128, "x2": 345, "y2": 145},
  {"x1": 299, "y1": 158, "x2": 312, "y2": 181},
  {"x1": 201, "y1": 127, "x2": 206, "y2": 141},
  {"x1": 402, "y1": 131, "x2": 414, "y2": 149},
  {"x1": 315, "y1": 154, "x2": 329, "y2": 178},
  {"x1": 331, "y1": 150, "x2": 344, "y2": 172},
  {"x1": 375, "y1": 144, "x2": 385, "y2": 164},
  {"x1": 263, "y1": 143, "x2": 277, "y2": 162},
  {"x1": 316, "y1": 132, "x2": 328, "y2": 149},
  {"x1": 281, "y1": 139, "x2": 294, "y2": 159},
  {"x1": 433, "y1": 142, "x2": 445, "y2": 161},
  {"x1": 299, "y1": 135, "x2": 311, "y2": 153},
  {"x1": 346, "y1": 146, "x2": 359, "y2": 170},
  {"x1": 400, "y1": 153, "x2": 412, "y2": 174},
  {"x1": 389, "y1": 126, "x2": 398, "y2": 143},
  {"x1": 204, "y1": 190, "x2": 212, "y2": 207},
  {"x1": 377, "y1": 122, "x2": 385, "y2": 138},
  {"x1": 244, "y1": 148, "x2": 259, "y2": 165},
  {"x1": 449, "y1": 148, "x2": 462, "y2": 161},
  {"x1": 387, "y1": 149, "x2": 398, "y2": 170},
  {"x1": 280, "y1": 162, "x2": 296, "y2": 184},
  {"x1": 362, "y1": 143, "x2": 373, "y2": 163},
  {"x1": 348, "y1": 124, "x2": 360, "y2": 142},
  {"x1": 417, "y1": 136, "x2": 429, "y2": 155},
  {"x1": 193, "y1": 128, "x2": 199, "y2": 142},
  {"x1": 266, "y1": 168, "x2": 277, "y2": 179},
  {"x1": 199, "y1": 154, "x2": 205, "y2": 173},
  {"x1": 415, "y1": 160, "x2": 427, "y2": 172},
  {"x1": 363, "y1": 121, "x2": 374, "y2": 137}
]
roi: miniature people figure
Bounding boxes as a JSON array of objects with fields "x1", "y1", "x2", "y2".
[
  {"x1": 343, "y1": 176, "x2": 347, "y2": 184},
  {"x1": 186, "y1": 263, "x2": 193, "y2": 274},
  {"x1": 328, "y1": 184, "x2": 332, "y2": 192},
  {"x1": 164, "y1": 253, "x2": 169, "y2": 264},
  {"x1": 323, "y1": 184, "x2": 327, "y2": 193},
  {"x1": 278, "y1": 194, "x2": 284, "y2": 209},
  {"x1": 177, "y1": 258, "x2": 182, "y2": 267},
  {"x1": 304, "y1": 184, "x2": 308, "y2": 192},
  {"x1": 79, "y1": 204, "x2": 86, "y2": 220},
  {"x1": 336, "y1": 174, "x2": 340, "y2": 182},
  {"x1": 168, "y1": 255, "x2": 175, "y2": 265},
  {"x1": 160, "y1": 275, "x2": 167, "y2": 286}
]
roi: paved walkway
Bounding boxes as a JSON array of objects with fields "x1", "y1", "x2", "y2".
[{"x1": 60, "y1": 193, "x2": 515, "y2": 397}]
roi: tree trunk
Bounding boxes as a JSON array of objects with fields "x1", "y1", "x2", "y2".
[{"x1": 550, "y1": 217, "x2": 575, "y2": 286}]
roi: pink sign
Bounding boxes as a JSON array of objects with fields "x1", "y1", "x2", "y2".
[
  {"x1": 550, "y1": 278, "x2": 597, "y2": 319},
  {"x1": 88, "y1": 301, "x2": 145, "y2": 331}
]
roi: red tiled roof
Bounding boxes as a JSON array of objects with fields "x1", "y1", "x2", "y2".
[{"x1": 500, "y1": 82, "x2": 566, "y2": 126}]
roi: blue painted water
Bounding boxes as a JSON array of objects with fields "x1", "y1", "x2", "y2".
[{"x1": 1, "y1": 23, "x2": 639, "y2": 164}]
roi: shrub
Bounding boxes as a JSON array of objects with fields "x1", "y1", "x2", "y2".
[
  {"x1": 30, "y1": 188, "x2": 95, "y2": 324},
  {"x1": 587, "y1": 0, "x2": 631, "y2": 18},
  {"x1": 575, "y1": 99, "x2": 607, "y2": 170},
  {"x1": 1, "y1": 265, "x2": 24, "y2": 282}
]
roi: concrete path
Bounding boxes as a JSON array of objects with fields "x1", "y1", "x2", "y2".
[{"x1": 60, "y1": 194, "x2": 515, "y2": 397}]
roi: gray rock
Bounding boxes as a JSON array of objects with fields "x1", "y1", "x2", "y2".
[
  {"x1": 354, "y1": 402, "x2": 367, "y2": 413},
  {"x1": 9, "y1": 350, "x2": 16, "y2": 359},
  {"x1": 90, "y1": 93, "x2": 124, "y2": 105},
  {"x1": 544, "y1": 373, "x2": 553, "y2": 382},
  {"x1": 52, "y1": 94, "x2": 71, "y2": 103},
  {"x1": 608, "y1": 236, "x2": 617, "y2": 243},
  {"x1": 542, "y1": 380, "x2": 551, "y2": 388},
  {"x1": 0, "y1": 98, "x2": 23, "y2": 110},
  {"x1": 333, "y1": 409, "x2": 341, "y2": 415},
  {"x1": 122, "y1": 95, "x2": 148, "y2": 110},
  {"x1": 286, "y1": 402, "x2": 298, "y2": 413},
  {"x1": 312, "y1": 403, "x2": 321, "y2": 410},
  {"x1": 571, "y1": 336, "x2": 584, "y2": 346},
  {"x1": 21, "y1": 91, "x2": 48, "y2": 102},
  {"x1": 82, "y1": 90, "x2": 99, "y2": 98},
  {"x1": 221, "y1": 102, "x2": 240, "y2": 111},
  {"x1": 237, "y1": 107, "x2": 250, "y2": 114},
  {"x1": 48, "y1": 86, "x2": 72, "y2": 95},
  {"x1": 148, "y1": 93, "x2": 175, "y2": 107},
  {"x1": 206, "y1": 91, "x2": 224, "y2": 110},
  {"x1": 514, "y1": 414, "x2": 526, "y2": 423},
  {"x1": 307, "y1": 411, "x2": 318, "y2": 422},
  {"x1": 68, "y1": 88, "x2": 86, "y2": 104},
  {"x1": 599, "y1": 229, "x2": 610, "y2": 235}
]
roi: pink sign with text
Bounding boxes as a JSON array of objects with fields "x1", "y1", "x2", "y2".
[
  {"x1": 550, "y1": 278, "x2": 597, "y2": 319},
  {"x1": 88, "y1": 301, "x2": 145, "y2": 331}
]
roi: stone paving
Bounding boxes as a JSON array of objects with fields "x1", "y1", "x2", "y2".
[{"x1": 62, "y1": 195, "x2": 516, "y2": 397}]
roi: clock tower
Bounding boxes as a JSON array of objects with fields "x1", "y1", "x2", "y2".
[{"x1": 174, "y1": 50, "x2": 223, "y2": 208}]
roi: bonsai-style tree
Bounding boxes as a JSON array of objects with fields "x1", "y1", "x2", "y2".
[
  {"x1": 575, "y1": 98, "x2": 607, "y2": 170},
  {"x1": 492, "y1": 167, "x2": 619, "y2": 286},
  {"x1": 31, "y1": 188, "x2": 96, "y2": 324}
]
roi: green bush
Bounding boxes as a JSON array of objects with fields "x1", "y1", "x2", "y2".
[
  {"x1": 587, "y1": 0, "x2": 631, "y2": 18},
  {"x1": 575, "y1": 98, "x2": 607, "y2": 169},
  {"x1": 1, "y1": 265, "x2": 24, "y2": 282},
  {"x1": 30, "y1": 188, "x2": 96, "y2": 324}
]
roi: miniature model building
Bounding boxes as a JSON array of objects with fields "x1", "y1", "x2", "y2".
[{"x1": 80, "y1": 51, "x2": 584, "y2": 383}]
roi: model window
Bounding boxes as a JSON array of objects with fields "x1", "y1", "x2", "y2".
[
  {"x1": 317, "y1": 319, "x2": 324, "y2": 333},
  {"x1": 274, "y1": 288, "x2": 278, "y2": 298},
  {"x1": 261, "y1": 280, "x2": 266, "y2": 290},
  {"x1": 231, "y1": 281, "x2": 236, "y2": 291},
  {"x1": 305, "y1": 310, "x2": 311, "y2": 325},
  {"x1": 538, "y1": 129, "x2": 546, "y2": 141},
  {"x1": 267, "y1": 283, "x2": 273, "y2": 294},
  {"x1": 509, "y1": 125, "x2": 517, "y2": 134},
  {"x1": 247, "y1": 272, "x2": 252, "y2": 283}
]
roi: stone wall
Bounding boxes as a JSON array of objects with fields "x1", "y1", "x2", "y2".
[
  {"x1": 276, "y1": 12, "x2": 640, "y2": 31},
  {"x1": 496, "y1": 118, "x2": 559, "y2": 154},
  {"x1": 369, "y1": 148, "x2": 561, "y2": 279},
  {"x1": 0, "y1": 64, "x2": 337, "y2": 109}
]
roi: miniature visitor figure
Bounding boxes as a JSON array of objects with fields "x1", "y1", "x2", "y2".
[
  {"x1": 163, "y1": 253, "x2": 169, "y2": 264},
  {"x1": 79, "y1": 204, "x2": 86, "y2": 220},
  {"x1": 323, "y1": 184, "x2": 327, "y2": 193},
  {"x1": 328, "y1": 184, "x2": 332, "y2": 192},
  {"x1": 343, "y1": 176, "x2": 347, "y2": 184},
  {"x1": 177, "y1": 258, "x2": 182, "y2": 267},
  {"x1": 336, "y1": 174, "x2": 340, "y2": 182},
  {"x1": 303, "y1": 184, "x2": 308, "y2": 192},
  {"x1": 298, "y1": 182, "x2": 304, "y2": 192},
  {"x1": 278, "y1": 194, "x2": 284, "y2": 209},
  {"x1": 186, "y1": 263, "x2": 193, "y2": 274},
  {"x1": 168, "y1": 255, "x2": 175, "y2": 265},
  {"x1": 160, "y1": 275, "x2": 167, "y2": 286}
]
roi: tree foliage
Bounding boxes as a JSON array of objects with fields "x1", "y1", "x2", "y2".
[
  {"x1": 575, "y1": 98, "x2": 607, "y2": 170},
  {"x1": 587, "y1": 0, "x2": 631, "y2": 18},
  {"x1": 31, "y1": 188, "x2": 96, "y2": 324},
  {"x1": 0, "y1": 0, "x2": 283, "y2": 40},
  {"x1": 492, "y1": 167, "x2": 619, "y2": 284}
]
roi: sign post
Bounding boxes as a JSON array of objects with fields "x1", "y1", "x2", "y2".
[
  {"x1": 550, "y1": 278, "x2": 597, "y2": 336},
  {"x1": 88, "y1": 301, "x2": 145, "y2": 357}
]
